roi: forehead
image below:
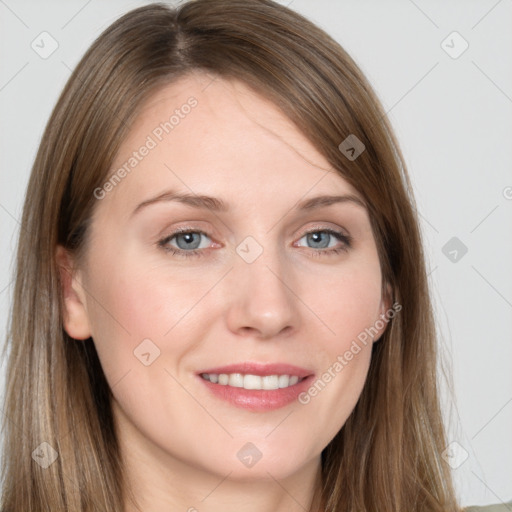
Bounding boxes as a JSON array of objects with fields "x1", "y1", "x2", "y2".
[
  {"x1": 99, "y1": 72, "x2": 362, "y2": 218},
  {"x1": 122, "y1": 72, "x2": 328, "y2": 165}
]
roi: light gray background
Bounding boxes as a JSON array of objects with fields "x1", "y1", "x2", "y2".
[{"x1": 0, "y1": 0, "x2": 511, "y2": 507}]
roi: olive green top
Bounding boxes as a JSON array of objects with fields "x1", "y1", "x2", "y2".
[{"x1": 465, "y1": 502, "x2": 512, "y2": 511}]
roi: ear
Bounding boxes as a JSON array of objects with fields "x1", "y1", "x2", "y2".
[
  {"x1": 55, "y1": 245, "x2": 92, "y2": 340},
  {"x1": 374, "y1": 282, "x2": 394, "y2": 343}
]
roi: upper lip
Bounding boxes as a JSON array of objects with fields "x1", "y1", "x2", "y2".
[{"x1": 197, "y1": 362, "x2": 313, "y2": 378}]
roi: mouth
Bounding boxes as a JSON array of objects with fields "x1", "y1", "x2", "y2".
[
  {"x1": 200, "y1": 372, "x2": 305, "y2": 390},
  {"x1": 196, "y1": 362, "x2": 314, "y2": 412}
]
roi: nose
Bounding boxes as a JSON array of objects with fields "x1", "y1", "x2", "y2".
[{"x1": 223, "y1": 244, "x2": 301, "y2": 340}]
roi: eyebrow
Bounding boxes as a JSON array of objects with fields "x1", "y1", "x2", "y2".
[{"x1": 131, "y1": 189, "x2": 367, "y2": 217}]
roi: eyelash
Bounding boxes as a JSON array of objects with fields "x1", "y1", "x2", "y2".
[{"x1": 157, "y1": 227, "x2": 352, "y2": 258}]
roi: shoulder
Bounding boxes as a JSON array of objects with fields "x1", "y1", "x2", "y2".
[{"x1": 464, "y1": 502, "x2": 512, "y2": 512}]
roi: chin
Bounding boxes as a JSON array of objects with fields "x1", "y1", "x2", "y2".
[{"x1": 200, "y1": 445, "x2": 316, "y2": 483}]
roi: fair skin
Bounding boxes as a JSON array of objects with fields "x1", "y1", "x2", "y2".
[{"x1": 57, "y1": 73, "x2": 390, "y2": 512}]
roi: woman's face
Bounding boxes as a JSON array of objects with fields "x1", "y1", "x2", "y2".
[{"x1": 60, "y1": 73, "x2": 390, "y2": 485}]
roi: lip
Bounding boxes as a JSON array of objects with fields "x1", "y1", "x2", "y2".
[
  {"x1": 197, "y1": 362, "x2": 312, "y2": 378},
  {"x1": 196, "y1": 362, "x2": 315, "y2": 412}
]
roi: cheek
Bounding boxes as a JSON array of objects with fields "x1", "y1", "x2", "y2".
[
  {"x1": 310, "y1": 257, "x2": 383, "y2": 345},
  {"x1": 295, "y1": 258, "x2": 382, "y2": 441},
  {"x1": 82, "y1": 254, "x2": 221, "y2": 377}
]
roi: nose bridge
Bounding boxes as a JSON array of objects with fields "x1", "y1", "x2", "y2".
[{"x1": 224, "y1": 235, "x2": 300, "y2": 337}]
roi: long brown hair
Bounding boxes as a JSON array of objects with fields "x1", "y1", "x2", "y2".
[{"x1": 1, "y1": 1, "x2": 461, "y2": 510}]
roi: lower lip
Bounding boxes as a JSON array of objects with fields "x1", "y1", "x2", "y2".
[{"x1": 198, "y1": 375, "x2": 314, "y2": 412}]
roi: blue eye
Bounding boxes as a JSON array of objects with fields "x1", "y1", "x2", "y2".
[
  {"x1": 158, "y1": 229, "x2": 211, "y2": 257},
  {"x1": 157, "y1": 227, "x2": 351, "y2": 258},
  {"x1": 296, "y1": 229, "x2": 352, "y2": 255}
]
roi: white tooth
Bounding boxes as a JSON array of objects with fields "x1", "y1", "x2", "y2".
[
  {"x1": 243, "y1": 374, "x2": 262, "y2": 390},
  {"x1": 262, "y1": 375, "x2": 279, "y2": 390},
  {"x1": 229, "y1": 373, "x2": 244, "y2": 387},
  {"x1": 207, "y1": 372, "x2": 299, "y2": 389},
  {"x1": 278, "y1": 375, "x2": 290, "y2": 388}
]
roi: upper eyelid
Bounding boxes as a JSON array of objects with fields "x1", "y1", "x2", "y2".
[
  {"x1": 162, "y1": 225, "x2": 348, "y2": 238},
  {"x1": 161, "y1": 219, "x2": 350, "y2": 236}
]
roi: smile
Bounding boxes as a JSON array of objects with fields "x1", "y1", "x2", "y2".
[
  {"x1": 197, "y1": 362, "x2": 314, "y2": 411},
  {"x1": 200, "y1": 373, "x2": 303, "y2": 390}
]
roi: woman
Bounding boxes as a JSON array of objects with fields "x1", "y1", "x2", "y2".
[{"x1": 0, "y1": 1, "x2": 508, "y2": 511}]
